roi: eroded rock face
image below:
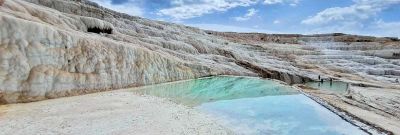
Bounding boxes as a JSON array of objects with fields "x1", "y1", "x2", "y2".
[
  {"x1": 0, "y1": 0, "x2": 399, "y2": 105},
  {"x1": 2, "y1": 0, "x2": 399, "y2": 133},
  {"x1": 211, "y1": 31, "x2": 400, "y2": 134},
  {"x1": 208, "y1": 31, "x2": 398, "y2": 44},
  {"x1": 210, "y1": 32, "x2": 400, "y2": 84},
  {"x1": 0, "y1": 15, "x2": 211, "y2": 103},
  {"x1": 0, "y1": 0, "x2": 225, "y2": 103},
  {"x1": 1, "y1": 0, "x2": 293, "y2": 104}
]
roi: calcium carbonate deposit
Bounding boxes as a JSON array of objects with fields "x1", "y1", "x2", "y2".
[{"x1": 0, "y1": 0, "x2": 399, "y2": 134}]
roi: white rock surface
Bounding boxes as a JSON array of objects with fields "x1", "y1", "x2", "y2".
[
  {"x1": 1, "y1": 0, "x2": 400, "y2": 133},
  {"x1": 0, "y1": 0, "x2": 249, "y2": 103},
  {"x1": 0, "y1": 89, "x2": 231, "y2": 135},
  {"x1": 0, "y1": 0, "x2": 317, "y2": 103},
  {"x1": 0, "y1": 0, "x2": 399, "y2": 104}
]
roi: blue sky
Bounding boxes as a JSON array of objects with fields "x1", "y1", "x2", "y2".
[{"x1": 90, "y1": 0, "x2": 400, "y2": 37}]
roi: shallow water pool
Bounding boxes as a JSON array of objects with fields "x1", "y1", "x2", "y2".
[
  {"x1": 305, "y1": 81, "x2": 350, "y2": 93},
  {"x1": 134, "y1": 76, "x2": 366, "y2": 135}
]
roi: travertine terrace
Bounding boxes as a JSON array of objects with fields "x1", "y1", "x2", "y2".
[
  {"x1": 0, "y1": 0, "x2": 313, "y2": 104},
  {"x1": 208, "y1": 31, "x2": 400, "y2": 134},
  {"x1": 0, "y1": 0, "x2": 399, "y2": 134}
]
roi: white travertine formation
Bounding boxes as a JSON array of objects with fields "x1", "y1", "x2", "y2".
[
  {"x1": 0, "y1": 90, "x2": 232, "y2": 135},
  {"x1": 0, "y1": 0, "x2": 399, "y2": 104},
  {"x1": 0, "y1": 0, "x2": 263, "y2": 103},
  {"x1": 0, "y1": 0, "x2": 219, "y2": 103},
  {"x1": 212, "y1": 32, "x2": 400, "y2": 134},
  {"x1": 80, "y1": 16, "x2": 114, "y2": 31},
  {"x1": 1, "y1": 0, "x2": 400, "y2": 133}
]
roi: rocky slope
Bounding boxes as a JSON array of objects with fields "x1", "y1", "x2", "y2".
[
  {"x1": 0, "y1": 0, "x2": 400, "y2": 133},
  {"x1": 209, "y1": 32, "x2": 400, "y2": 84},
  {"x1": 0, "y1": 0, "x2": 317, "y2": 104},
  {"x1": 207, "y1": 32, "x2": 399, "y2": 44},
  {"x1": 209, "y1": 32, "x2": 400, "y2": 134}
]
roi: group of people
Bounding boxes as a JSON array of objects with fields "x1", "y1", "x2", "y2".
[
  {"x1": 318, "y1": 75, "x2": 333, "y2": 82},
  {"x1": 318, "y1": 75, "x2": 399, "y2": 84},
  {"x1": 318, "y1": 75, "x2": 334, "y2": 86}
]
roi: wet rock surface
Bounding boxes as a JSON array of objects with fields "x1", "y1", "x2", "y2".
[
  {"x1": 0, "y1": 0, "x2": 319, "y2": 104},
  {"x1": 210, "y1": 31, "x2": 400, "y2": 134},
  {"x1": 0, "y1": 0, "x2": 400, "y2": 134}
]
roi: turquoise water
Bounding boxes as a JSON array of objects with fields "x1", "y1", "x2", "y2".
[
  {"x1": 134, "y1": 76, "x2": 366, "y2": 135},
  {"x1": 305, "y1": 81, "x2": 349, "y2": 93}
]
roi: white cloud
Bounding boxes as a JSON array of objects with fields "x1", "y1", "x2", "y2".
[
  {"x1": 375, "y1": 20, "x2": 400, "y2": 30},
  {"x1": 300, "y1": 0, "x2": 400, "y2": 37},
  {"x1": 371, "y1": 20, "x2": 400, "y2": 37},
  {"x1": 158, "y1": 0, "x2": 301, "y2": 20},
  {"x1": 273, "y1": 20, "x2": 281, "y2": 24},
  {"x1": 234, "y1": 8, "x2": 258, "y2": 21},
  {"x1": 187, "y1": 23, "x2": 279, "y2": 33},
  {"x1": 263, "y1": 0, "x2": 300, "y2": 6},
  {"x1": 299, "y1": 19, "x2": 400, "y2": 38},
  {"x1": 263, "y1": 0, "x2": 283, "y2": 5},
  {"x1": 302, "y1": 0, "x2": 400, "y2": 25},
  {"x1": 158, "y1": 0, "x2": 258, "y2": 20},
  {"x1": 170, "y1": 0, "x2": 185, "y2": 6},
  {"x1": 89, "y1": 0, "x2": 143, "y2": 16},
  {"x1": 303, "y1": 21, "x2": 364, "y2": 35}
]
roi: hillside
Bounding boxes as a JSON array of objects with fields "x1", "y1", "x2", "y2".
[{"x1": 0, "y1": 0, "x2": 400, "y2": 134}]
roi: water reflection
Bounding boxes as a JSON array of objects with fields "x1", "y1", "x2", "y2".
[
  {"x1": 134, "y1": 76, "x2": 298, "y2": 106},
  {"x1": 198, "y1": 95, "x2": 366, "y2": 135},
  {"x1": 305, "y1": 81, "x2": 350, "y2": 93},
  {"x1": 133, "y1": 76, "x2": 366, "y2": 135}
]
